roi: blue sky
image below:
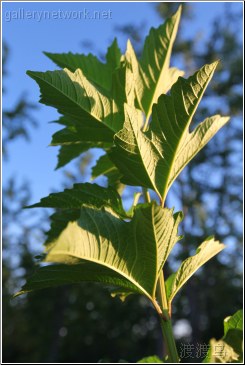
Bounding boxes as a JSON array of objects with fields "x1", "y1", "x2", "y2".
[{"x1": 2, "y1": 1, "x2": 243, "y2": 205}]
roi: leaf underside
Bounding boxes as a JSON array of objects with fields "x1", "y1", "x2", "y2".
[
  {"x1": 165, "y1": 237, "x2": 225, "y2": 305},
  {"x1": 203, "y1": 310, "x2": 243, "y2": 363},
  {"x1": 110, "y1": 62, "x2": 229, "y2": 202},
  {"x1": 20, "y1": 6, "x2": 229, "y2": 307},
  {"x1": 27, "y1": 182, "x2": 127, "y2": 218},
  {"x1": 17, "y1": 202, "x2": 182, "y2": 301}
]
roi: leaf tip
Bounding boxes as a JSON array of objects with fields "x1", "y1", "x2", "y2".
[
  {"x1": 13, "y1": 290, "x2": 26, "y2": 298},
  {"x1": 43, "y1": 51, "x2": 50, "y2": 57},
  {"x1": 176, "y1": 4, "x2": 182, "y2": 17},
  {"x1": 210, "y1": 59, "x2": 220, "y2": 72}
]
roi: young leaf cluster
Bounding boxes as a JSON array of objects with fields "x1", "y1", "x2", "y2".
[{"x1": 17, "y1": 7, "x2": 228, "y2": 323}]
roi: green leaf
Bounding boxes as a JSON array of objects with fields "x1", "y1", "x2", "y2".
[
  {"x1": 137, "y1": 355, "x2": 163, "y2": 363},
  {"x1": 91, "y1": 154, "x2": 118, "y2": 180},
  {"x1": 54, "y1": 136, "x2": 110, "y2": 169},
  {"x1": 27, "y1": 183, "x2": 127, "y2": 218},
  {"x1": 18, "y1": 203, "x2": 182, "y2": 302},
  {"x1": 110, "y1": 287, "x2": 135, "y2": 302},
  {"x1": 51, "y1": 116, "x2": 110, "y2": 168},
  {"x1": 50, "y1": 118, "x2": 113, "y2": 145},
  {"x1": 125, "y1": 6, "x2": 184, "y2": 119},
  {"x1": 45, "y1": 51, "x2": 111, "y2": 89},
  {"x1": 55, "y1": 143, "x2": 92, "y2": 169},
  {"x1": 110, "y1": 63, "x2": 230, "y2": 202},
  {"x1": 166, "y1": 237, "x2": 225, "y2": 305},
  {"x1": 27, "y1": 67, "x2": 123, "y2": 144},
  {"x1": 15, "y1": 262, "x2": 140, "y2": 297},
  {"x1": 203, "y1": 310, "x2": 243, "y2": 363},
  {"x1": 44, "y1": 209, "x2": 80, "y2": 248},
  {"x1": 44, "y1": 38, "x2": 121, "y2": 92},
  {"x1": 109, "y1": 105, "x2": 154, "y2": 189},
  {"x1": 105, "y1": 169, "x2": 125, "y2": 194},
  {"x1": 106, "y1": 38, "x2": 122, "y2": 70},
  {"x1": 224, "y1": 309, "x2": 243, "y2": 336},
  {"x1": 91, "y1": 154, "x2": 125, "y2": 193}
]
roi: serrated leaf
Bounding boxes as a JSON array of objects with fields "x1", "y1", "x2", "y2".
[
  {"x1": 125, "y1": 6, "x2": 184, "y2": 119},
  {"x1": 91, "y1": 154, "x2": 124, "y2": 192},
  {"x1": 137, "y1": 355, "x2": 163, "y2": 363},
  {"x1": 51, "y1": 123, "x2": 112, "y2": 145},
  {"x1": 51, "y1": 118, "x2": 113, "y2": 145},
  {"x1": 27, "y1": 183, "x2": 127, "y2": 218},
  {"x1": 109, "y1": 105, "x2": 154, "y2": 189},
  {"x1": 91, "y1": 154, "x2": 118, "y2": 180},
  {"x1": 44, "y1": 209, "x2": 80, "y2": 248},
  {"x1": 224, "y1": 309, "x2": 243, "y2": 336},
  {"x1": 27, "y1": 67, "x2": 124, "y2": 144},
  {"x1": 45, "y1": 51, "x2": 111, "y2": 89},
  {"x1": 165, "y1": 237, "x2": 225, "y2": 305},
  {"x1": 110, "y1": 287, "x2": 134, "y2": 302},
  {"x1": 55, "y1": 140, "x2": 110, "y2": 169},
  {"x1": 15, "y1": 262, "x2": 140, "y2": 297},
  {"x1": 106, "y1": 38, "x2": 122, "y2": 69},
  {"x1": 18, "y1": 203, "x2": 182, "y2": 302},
  {"x1": 203, "y1": 310, "x2": 243, "y2": 363},
  {"x1": 44, "y1": 38, "x2": 121, "y2": 92},
  {"x1": 52, "y1": 115, "x2": 111, "y2": 170},
  {"x1": 30, "y1": 9, "x2": 184, "y2": 170},
  {"x1": 110, "y1": 63, "x2": 230, "y2": 202},
  {"x1": 55, "y1": 143, "x2": 92, "y2": 169}
]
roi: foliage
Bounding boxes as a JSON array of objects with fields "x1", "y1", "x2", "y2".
[
  {"x1": 2, "y1": 3, "x2": 242, "y2": 363},
  {"x1": 13, "y1": 6, "x2": 241, "y2": 363},
  {"x1": 137, "y1": 355, "x2": 163, "y2": 363},
  {"x1": 203, "y1": 310, "x2": 243, "y2": 363}
]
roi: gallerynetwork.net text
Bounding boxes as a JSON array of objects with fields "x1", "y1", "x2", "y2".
[{"x1": 4, "y1": 8, "x2": 113, "y2": 22}]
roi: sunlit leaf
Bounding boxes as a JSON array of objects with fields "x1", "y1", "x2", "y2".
[
  {"x1": 203, "y1": 310, "x2": 243, "y2": 363},
  {"x1": 125, "y1": 6, "x2": 184, "y2": 120},
  {"x1": 165, "y1": 237, "x2": 225, "y2": 305},
  {"x1": 27, "y1": 182, "x2": 127, "y2": 218},
  {"x1": 17, "y1": 203, "x2": 182, "y2": 302},
  {"x1": 27, "y1": 67, "x2": 123, "y2": 145},
  {"x1": 44, "y1": 38, "x2": 121, "y2": 91},
  {"x1": 110, "y1": 62, "x2": 229, "y2": 202},
  {"x1": 91, "y1": 154, "x2": 118, "y2": 180},
  {"x1": 137, "y1": 355, "x2": 163, "y2": 363}
]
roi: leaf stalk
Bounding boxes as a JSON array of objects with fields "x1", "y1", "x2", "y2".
[{"x1": 157, "y1": 270, "x2": 179, "y2": 363}]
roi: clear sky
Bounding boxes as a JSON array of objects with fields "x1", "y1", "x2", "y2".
[{"x1": 2, "y1": 1, "x2": 243, "y2": 205}]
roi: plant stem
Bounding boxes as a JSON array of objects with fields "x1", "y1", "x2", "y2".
[
  {"x1": 142, "y1": 188, "x2": 179, "y2": 362},
  {"x1": 157, "y1": 270, "x2": 179, "y2": 363},
  {"x1": 159, "y1": 311, "x2": 179, "y2": 363},
  {"x1": 142, "y1": 187, "x2": 151, "y2": 203}
]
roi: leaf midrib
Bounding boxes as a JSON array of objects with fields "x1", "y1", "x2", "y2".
[
  {"x1": 130, "y1": 121, "x2": 159, "y2": 196},
  {"x1": 159, "y1": 65, "x2": 217, "y2": 204},
  {"x1": 167, "y1": 116, "x2": 229, "y2": 189},
  {"x1": 151, "y1": 205, "x2": 160, "y2": 298},
  {"x1": 46, "y1": 250, "x2": 152, "y2": 300},
  {"x1": 168, "y1": 241, "x2": 225, "y2": 303},
  {"x1": 27, "y1": 71, "x2": 115, "y2": 133},
  {"x1": 143, "y1": 8, "x2": 181, "y2": 125}
]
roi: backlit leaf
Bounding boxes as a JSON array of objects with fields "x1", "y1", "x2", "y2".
[
  {"x1": 110, "y1": 62, "x2": 229, "y2": 203},
  {"x1": 125, "y1": 6, "x2": 184, "y2": 120},
  {"x1": 27, "y1": 182, "x2": 127, "y2": 218},
  {"x1": 17, "y1": 203, "x2": 182, "y2": 303},
  {"x1": 203, "y1": 310, "x2": 243, "y2": 363},
  {"x1": 165, "y1": 237, "x2": 225, "y2": 305}
]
